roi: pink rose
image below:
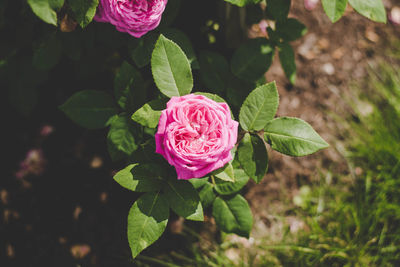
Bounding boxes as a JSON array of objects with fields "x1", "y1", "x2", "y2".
[
  {"x1": 94, "y1": 0, "x2": 168, "y2": 38},
  {"x1": 155, "y1": 94, "x2": 238, "y2": 180}
]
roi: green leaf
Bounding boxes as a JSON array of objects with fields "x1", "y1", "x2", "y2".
[
  {"x1": 199, "y1": 183, "x2": 216, "y2": 208},
  {"x1": 224, "y1": 0, "x2": 262, "y2": 7},
  {"x1": 28, "y1": 0, "x2": 64, "y2": 26},
  {"x1": 69, "y1": 0, "x2": 98, "y2": 28},
  {"x1": 276, "y1": 18, "x2": 307, "y2": 42},
  {"x1": 231, "y1": 38, "x2": 274, "y2": 82},
  {"x1": 107, "y1": 115, "x2": 138, "y2": 161},
  {"x1": 239, "y1": 82, "x2": 279, "y2": 131},
  {"x1": 114, "y1": 61, "x2": 145, "y2": 112},
  {"x1": 238, "y1": 133, "x2": 268, "y2": 183},
  {"x1": 165, "y1": 179, "x2": 204, "y2": 221},
  {"x1": 131, "y1": 99, "x2": 165, "y2": 128},
  {"x1": 321, "y1": 0, "x2": 348, "y2": 23},
  {"x1": 33, "y1": 34, "x2": 62, "y2": 71},
  {"x1": 162, "y1": 28, "x2": 199, "y2": 69},
  {"x1": 264, "y1": 117, "x2": 329, "y2": 156},
  {"x1": 194, "y1": 92, "x2": 226, "y2": 103},
  {"x1": 59, "y1": 90, "x2": 118, "y2": 129},
  {"x1": 213, "y1": 162, "x2": 235, "y2": 182},
  {"x1": 212, "y1": 195, "x2": 253, "y2": 238},
  {"x1": 348, "y1": 0, "x2": 386, "y2": 23},
  {"x1": 114, "y1": 164, "x2": 163, "y2": 192},
  {"x1": 130, "y1": 32, "x2": 158, "y2": 68},
  {"x1": 189, "y1": 177, "x2": 209, "y2": 189},
  {"x1": 266, "y1": 0, "x2": 291, "y2": 22},
  {"x1": 198, "y1": 51, "x2": 231, "y2": 95},
  {"x1": 151, "y1": 34, "x2": 193, "y2": 98},
  {"x1": 279, "y1": 42, "x2": 296, "y2": 84},
  {"x1": 215, "y1": 169, "x2": 250, "y2": 195},
  {"x1": 127, "y1": 192, "x2": 169, "y2": 259}
]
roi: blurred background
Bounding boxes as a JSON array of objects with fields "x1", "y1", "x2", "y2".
[{"x1": 2, "y1": 0, "x2": 400, "y2": 266}]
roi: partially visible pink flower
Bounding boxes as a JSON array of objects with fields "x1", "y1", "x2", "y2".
[
  {"x1": 155, "y1": 94, "x2": 238, "y2": 180},
  {"x1": 304, "y1": 0, "x2": 319, "y2": 11},
  {"x1": 94, "y1": 0, "x2": 168, "y2": 38}
]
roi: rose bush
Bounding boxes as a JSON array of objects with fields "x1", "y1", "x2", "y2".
[
  {"x1": 94, "y1": 0, "x2": 168, "y2": 38},
  {"x1": 155, "y1": 94, "x2": 238, "y2": 180}
]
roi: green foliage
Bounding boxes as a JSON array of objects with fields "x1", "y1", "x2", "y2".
[
  {"x1": 238, "y1": 133, "x2": 268, "y2": 183},
  {"x1": 279, "y1": 42, "x2": 296, "y2": 84},
  {"x1": 113, "y1": 164, "x2": 163, "y2": 192},
  {"x1": 68, "y1": 0, "x2": 99, "y2": 28},
  {"x1": 131, "y1": 99, "x2": 164, "y2": 128},
  {"x1": 213, "y1": 194, "x2": 253, "y2": 238},
  {"x1": 276, "y1": 18, "x2": 307, "y2": 42},
  {"x1": 231, "y1": 38, "x2": 274, "y2": 82},
  {"x1": 59, "y1": 90, "x2": 118, "y2": 129},
  {"x1": 348, "y1": 0, "x2": 386, "y2": 23},
  {"x1": 114, "y1": 61, "x2": 145, "y2": 112},
  {"x1": 321, "y1": 0, "x2": 348, "y2": 23},
  {"x1": 213, "y1": 162, "x2": 236, "y2": 182},
  {"x1": 151, "y1": 34, "x2": 193, "y2": 97},
  {"x1": 239, "y1": 82, "x2": 279, "y2": 131},
  {"x1": 165, "y1": 179, "x2": 204, "y2": 221},
  {"x1": 127, "y1": 192, "x2": 169, "y2": 259},
  {"x1": 265, "y1": 0, "x2": 291, "y2": 22},
  {"x1": 27, "y1": 0, "x2": 64, "y2": 25},
  {"x1": 215, "y1": 169, "x2": 250, "y2": 195},
  {"x1": 224, "y1": 0, "x2": 262, "y2": 7},
  {"x1": 107, "y1": 114, "x2": 138, "y2": 161},
  {"x1": 264, "y1": 117, "x2": 329, "y2": 156}
]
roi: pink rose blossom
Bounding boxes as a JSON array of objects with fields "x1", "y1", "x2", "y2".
[
  {"x1": 94, "y1": 0, "x2": 168, "y2": 38},
  {"x1": 155, "y1": 94, "x2": 238, "y2": 180}
]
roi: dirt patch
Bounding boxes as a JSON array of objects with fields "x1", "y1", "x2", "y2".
[{"x1": 246, "y1": 0, "x2": 400, "y2": 240}]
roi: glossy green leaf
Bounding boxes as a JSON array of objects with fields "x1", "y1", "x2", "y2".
[
  {"x1": 114, "y1": 164, "x2": 163, "y2": 192},
  {"x1": 231, "y1": 38, "x2": 274, "y2": 82},
  {"x1": 127, "y1": 192, "x2": 169, "y2": 259},
  {"x1": 198, "y1": 51, "x2": 231, "y2": 95},
  {"x1": 348, "y1": 0, "x2": 386, "y2": 23},
  {"x1": 107, "y1": 115, "x2": 138, "y2": 161},
  {"x1": 264, "y1": 117, "x2": 329, "y2": 156},
  {"x1": 59, "y1": 90, "x2": 118, "y2": 129},
  {"x1": 131, "y1": 99, "x2": 165, "y2": 128},
  {"x1": 276, "y1": 18, "x2": 307, "y2": 42},
  {"x1": 151, "y1": 34, "x2": 193, "y2": 98},
  {"x1": 114, "y1": 61, "x2": 145, "y2": 112},
  {"x1": 212, "y1": 194, "x2": 253, "y2": 237},
  {"x1": 28, "y1": 0, "x2": 64, "y2": 26},
  {"x1": 279, "y1": 42, "x2": 296, "y2": 84},
  {"x1": 33, "y1": 34, "x2": 62, "y2": 71},
  {"x1": 238, "y1": 133, "x2": 268, "y2": 183},
  {"x1": 165, "y1": 179, "x2": 204, "y2": 221},
  {"x1": 199, "y1": 182, "x2": 216, "y2": 208},
  {"x1": 266, "y1": 0, "x2": 291, "y2": 22},
  {"x1": 239, "y1": 82, "x2": 279, "y2": 131},
  {"x1": 69, "y1": 0, "x2": 98, "y2": 28},
  {"x1": 322, "y1": 0, "x2": 348, "y2": 23},
  {"x1": 162, "y1": 28, "x2": 199, "y2": 69},
  {"x1": 213, "y1": 162, "x2": 235, "y2": 182},
  {"x1": 215, "y1": 169, "x2": 250, "y2": 195}
]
